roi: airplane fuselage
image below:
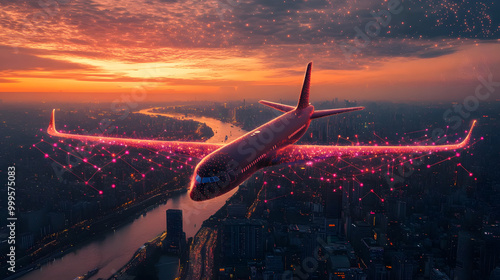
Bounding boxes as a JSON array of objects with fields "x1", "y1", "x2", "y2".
[{"x1": 189, "y1": 106, "x2": 314, "y2": 201}]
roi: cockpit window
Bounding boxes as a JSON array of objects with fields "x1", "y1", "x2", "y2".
[{"x1": 195, "y1": 174, "x2": 220, "y2": 184}]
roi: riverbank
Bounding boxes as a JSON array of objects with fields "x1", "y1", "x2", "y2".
[
  {"x1": 8, "y1": 184, "x2": 187, "y2": 280},
  {"x1": 137, "y1": 108, "x2": 246, "y2": 143}
]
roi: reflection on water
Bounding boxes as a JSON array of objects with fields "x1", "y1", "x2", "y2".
[{"x1": 20, "y1": 180, "x2": 237, "y2": 280}]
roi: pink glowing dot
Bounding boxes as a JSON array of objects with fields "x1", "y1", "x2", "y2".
[
  {"x1": 83, "y1": 158, "x2": 88, "y2": 163},
  {"x1": 360, "y1": 183, "x2": 364, "y2": 187},
  {"x1": 370, "y1": 189, "x2": 374, "y2": 192},
  {"x1": 99, "y1": 190, "x2": 103, "y2": 195},
  {"x1": 333, "y1": 174, "x2": 337, "y2": 177},
  {"x1": 53, "y1": 143, "x2": 57, "y2": 147},
  {"x1": 85, "y1": 181, "x2": 88, "y2": 185},
  {"x1": 111, "y1": 184, "x2": 116, "y2": 188},
  {"x1": 142, "y1": 174, "x2": 146, "y2": 178},
  {"x1": 339, "y1": 186, "x2": 342, "y2": 190},
  {"x1": 264, "y1": 182, "x2": 267, "y2": 185},
  {"x1": 390, "y1": 178, "x2": 394, "y2": 182},
  {"x1": 277, "y1": 185, "x2": 281, "y2": 188},
  {"x1": 381, "y1": 199, "x2": 385, "y2": 202},
  {"x1": 320, "y1": 177, "x2": 324, "y2": 180},
  {"x1": 44, "y1": 154, "x2": 49, "y2": 158},
  {"x1": 151, "y1": 167, "x2": 154, "y2": 170},
  {"x1": 112, "y1": 159, "x2": 116, "y2": 163},
  {"x1": 125, "y1": 151, "x2": 129, "y2": 154},
  {"x1": 359, "y1": 198, "x2": 362, "y2": 201},
  {"x1": 427, "y1": 165, "x2": 431, "y2": 168},
  {"x1": 390, "y1": 188, "x2": 394, "y2": 191},
  {"x1": 290, "y1": 192, "x2": 293, "y2": 195},
  {"x1": 469, "y1": 173, "x2": 473, "y2": 177},
  {"x1": 456, "y1": 153, "x2": 460, "y2": 157},
  {"x1": 480, "y1": 137, "x2": 484, "y2": 140},
  {"x1": 333, "y1": 189, "x2": 336, "y2": 192},
  {"x1": 264, "y1": 200, "x2": 268, "y2": 203}
]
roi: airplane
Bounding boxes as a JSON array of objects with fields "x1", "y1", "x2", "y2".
[{"x1": 47, "y1": 62, "x2": 476, "y2": 201}]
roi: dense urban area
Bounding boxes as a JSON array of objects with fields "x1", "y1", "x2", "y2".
[{"x1": 1, "y1": 99, "x2": 499, "y2": 280}]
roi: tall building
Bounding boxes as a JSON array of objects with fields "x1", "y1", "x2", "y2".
[
  {"x1": 165, "y1": 209, "x2": 185, "y2": 254},
  {"x1": 325, "y1": 188, "x2": 343, "y2": 236},
  {"x1": 325, "y1": 188, "x2": 342, "y2": 219},
  {"x1": 396, "y1": 200, "x2": 407, "y2": 220},
  {"x1": 480, "y1": 237, "x2": 500, "y2": 279},
  {"x1": 392, "y1": 252, "x2": 414, "y2": 280},
  {"x1": 220, "y1": 218, "x2": 265, "y2": 264},
  {"x1": 455, "y1": 231, "x2": 473, "y2": 280},
  {"x1": 430, "y1": 269, "x2": 450, "y2": 280}
]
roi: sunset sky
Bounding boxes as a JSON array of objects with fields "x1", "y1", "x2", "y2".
[{"x1": 0, "y1": 0, "x2": 499, "y2": 103}]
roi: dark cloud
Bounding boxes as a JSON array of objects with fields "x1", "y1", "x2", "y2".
[
  {"x1": 0, "y1": 45, "x2": 95, "y2": 71},
  {"x1": 0, "y1": 77, "x2": 18, "y2": 83}
]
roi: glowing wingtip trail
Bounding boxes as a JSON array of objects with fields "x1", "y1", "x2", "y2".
[{"x1": 462, "y1": 119, "x2": 477, "y2": 148}]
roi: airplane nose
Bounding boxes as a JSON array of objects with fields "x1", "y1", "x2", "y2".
[
  {"x1": 189, "y1": 181, "x2": 205, "y2": 201},
  {"x1": 189, "y1": 188, "x2": 201, "y2": 201}
]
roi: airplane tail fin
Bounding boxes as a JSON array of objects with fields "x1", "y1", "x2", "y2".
[
  {"x1": 296, "y1": 62, "x2": 312, "y2": 110},
  {"x1": 259, "y1": 62, "x2": 364, "y2": 118}
]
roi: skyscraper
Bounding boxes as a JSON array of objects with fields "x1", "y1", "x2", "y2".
[{"x1": 165, "y1": 209, "x2": 185, "y2": 254}]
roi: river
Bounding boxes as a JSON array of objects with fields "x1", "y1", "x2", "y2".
[
  {"x1": 19, "y1": 108, "x2": 245, "y2": 280},
  {"x1": 137, "y1": 108, "x2": 246, "y2": 144}
]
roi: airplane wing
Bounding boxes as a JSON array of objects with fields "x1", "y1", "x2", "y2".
[
  {"x1": 47, "y1": 109, "x2": 223, "y2": 158},
  {"x1": 275, "y1": 120, "x2": 476, "y2": 163}
]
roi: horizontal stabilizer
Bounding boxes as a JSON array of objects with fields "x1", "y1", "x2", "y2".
[
  {"x1": 259, "y1": 100, "x2": 295, "y2": 112},
  {"x1": 310, "y1": 106, "x2": 364, "y2": 119}
]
